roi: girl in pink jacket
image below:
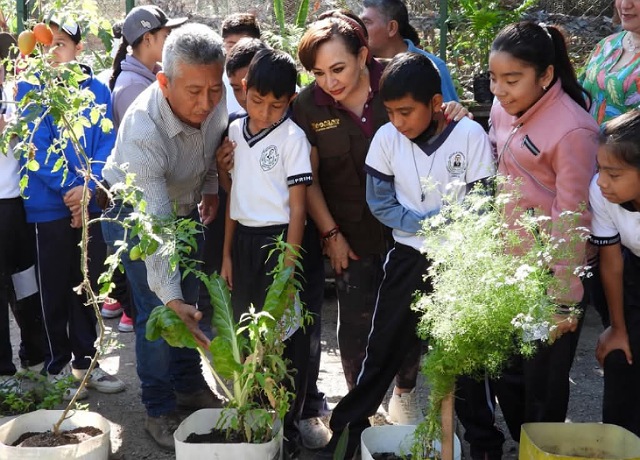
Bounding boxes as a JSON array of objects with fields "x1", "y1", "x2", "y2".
[{"x1": 455, "y1": 22, "x2": 599, "y2": 458}]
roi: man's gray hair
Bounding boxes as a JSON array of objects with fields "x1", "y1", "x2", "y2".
[{"x1": 162, "y1": 23, "x2": 225, "y2": 80}]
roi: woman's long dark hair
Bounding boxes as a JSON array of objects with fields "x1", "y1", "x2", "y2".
[
  {"x1": 492, "y1": 22, "x2": 591, "y2": 111},
  {"x1": 108, "y1": 29, "x2": 158, "y2": 91}
]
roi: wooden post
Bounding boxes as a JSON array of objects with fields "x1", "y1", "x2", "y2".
[
  {"x1": 439, "y1": 0, "x2": 448, "y2": 61},
  {"x1": 441, "y1": 391, "x2": 455, "y2": 460}
]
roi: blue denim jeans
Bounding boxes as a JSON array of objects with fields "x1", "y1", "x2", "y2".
[{"x1": 102, "y1": 203, "x2": 211, "y2": 417}]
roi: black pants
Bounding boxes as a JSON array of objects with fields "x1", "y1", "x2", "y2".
[
  {"x1": 199, "y1": 188, "x2": 226, "y2": 311},
  {"x1": 231, "y1": 223, "x2": 311, "y2": 442},
  {"x1": 456, "y1": 301, "x2": 585, "y2": 452},
  {"x1": 34, "y1": 215, "x2": 106, "y2": 374},
  {"x1": 329, "y1": 243, "x2": 430, "y2": 438},
  {"x1": 602, "y1": 249, "x2": 640, "y2": 436},
  {"x1": 299, "y1": 221, "x2": 330, "y2": 419},
  {"x1": 0, "y1": 197, "x2": 45, "y2": 374}
]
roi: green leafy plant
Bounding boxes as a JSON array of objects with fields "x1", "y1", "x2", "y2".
[
  {"x1": 0, "y1": 372, "x2": 73, "y2": 416},
  {"x1": 411, "y1": 188, "x2": 586, "y2": 457},
  {"x1": 146, "y1": 231, "x2": 305, "y2": 444}
]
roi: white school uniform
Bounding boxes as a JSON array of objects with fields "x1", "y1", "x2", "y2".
[{"x1": 228, "y1": 116, "x2": 312, "y2": 227}]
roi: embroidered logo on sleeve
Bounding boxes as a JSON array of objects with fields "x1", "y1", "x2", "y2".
[
  {"x1": 447, "y1": 152, "x2": 466, "y2": 176},
  {"x1": 311, "y1": 118, "x2": 340, "y2": 132},
  {"x1": 260, "y1": 145, "x2": 279, "y2": 171}
]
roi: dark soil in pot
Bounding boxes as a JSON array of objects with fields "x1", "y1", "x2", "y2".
[
  {"x1": 185, "y1": 427, "x2": 246, "y2": 444},
  {"x1": 12, "y1": 426, "x2": 103, "y2": 447},
  {"x1": 372, "y1": 453, "x2": 414, "y2": 460}
]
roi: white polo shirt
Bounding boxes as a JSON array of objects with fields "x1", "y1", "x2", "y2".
[
  {"x1": 0, "y1": 86, "x2": 19, "y2": 199},
  {"x1": 229, "y1": 116, "x2": 312, "y2": 227},
  {"x1": 589, "y1": 175, "x2": 640, "y2": 257},
  {"x1": 365, "y1": 117, "x2": 496, "y2": 251}
]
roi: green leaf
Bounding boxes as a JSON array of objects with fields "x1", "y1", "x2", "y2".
[
  {"x1": 295, "y1": 0, "x2": 310, "y2": 28},
  {"x1": 26, "y1": 159, "x2": 40, "y2": 171},
  {"x1": 273, "y1": 0, "x2": 285, "y2": 34},
  {"x1": 262, "y1": 266, "x2": 295, "y2": 325},
  {"x1": 209, "y1": 273, "x2": 245, "y2": 366},
  {"x1": 145, "y1": 306, "x2": 199, "y2": 349},
  {"x1": 210, "y1": 336, "x2": 243, "y2": 379},
  {"x1": 51, "y1": 156, "x2": 65, "y2": 173}
]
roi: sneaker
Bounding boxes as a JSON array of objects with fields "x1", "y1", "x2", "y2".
[
  {"x1": 388, "y1": 388, "x2": 423, "y2": 425},
  {"x1": 118, "y1": 312, "x2": 134, "y2": 332},
  {"x1": 72, "y1": 367, "x2": 126, "y2": 394},
  {"x1": 145, "y1": 412, "x2": 181, "y2": 450},
  {"x1": 175, "y1": 387, "x2": 224, "y2": 410},
  {"x1": 298, "y1": 417, "x2": 332, "y2": 450},
  {"x1": 15, "y1": 362, "x2": 45, "y2": 378},
  {"x1": 48, "y1": 367, "x2": 89, "y2": 401},
  {"x1": 0, "y1": 374, "x2": 20, "y2": 393},
  {"x1": 101, "y1": 298, "x2": 123, "y2": 318}
]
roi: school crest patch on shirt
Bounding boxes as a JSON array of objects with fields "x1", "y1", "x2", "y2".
[
  {"x1": 447, "y1": 152, "x2": 466, "y2": 176},
  {"x1": 260, "y1": 145, "x2": 279, "y2": 171}
]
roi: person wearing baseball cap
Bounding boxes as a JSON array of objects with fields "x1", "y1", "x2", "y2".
[{"x1": 108, "y1": 5, "x2": 187, "y2": 128}]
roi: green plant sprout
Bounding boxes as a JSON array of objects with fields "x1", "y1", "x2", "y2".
[{"x1": 411, "y1": 187, "x2": 587, "y2": 457}]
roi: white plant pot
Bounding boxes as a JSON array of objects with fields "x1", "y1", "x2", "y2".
[
  {"x1": 361, "y1": 425, "x2": 462, "y2": 460},
  {"x1": 0, "y1": 409, "x2": 111, "y2": 460},
  {"x1": 174, "y1": 408, "x2": 283, "y2": 460}
]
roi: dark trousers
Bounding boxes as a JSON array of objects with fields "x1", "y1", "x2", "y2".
[
  {"x1": 602, "y1": 249, "x2": 640, "y2": 436},
  {"x1": 299, "y1": 222, "x2": 330, "y2": 419},
  {"x1": 34, "y1": 215, "x2": 106, "y2": 374},
  {"x1": 0, "y1": 197, "x2": 45, "y2": 374},
  {"x1": 110, "y1": 268, "x2": 133, "y2": 318},
  {"x1": 456, "y1": 300, "x2": 585, "y2": 451},
  {"x1": 231, "y1": 223, "x2": 311, "y2": 440},
  {"x1": 329, "y1": 243, "x2": 430, "y2": 438}
]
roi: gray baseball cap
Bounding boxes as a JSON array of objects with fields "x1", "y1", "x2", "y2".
[{"x1": 122, "y1": 5, "x2": 188, "y2": 44}]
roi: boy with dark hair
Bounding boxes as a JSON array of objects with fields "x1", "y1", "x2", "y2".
[
  {"x1": 225, "y1": 37, "x2": 268, "y2": 116},
  {"x1": 16, "y1": 17, "x2": 124, "y2": 398},
  {"x1": 318, "y1": 52, "x2": 495, "y2": 458},
  {"x1": 221, "y1": 12, "x2": 261, "y2": 53},
  {"x1": 220, "y1": 48, "x2": 313, "y2": 456}
]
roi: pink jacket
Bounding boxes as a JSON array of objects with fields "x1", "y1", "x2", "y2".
[{"x1": 489, "y1": 80, "x2": 599, "y2": 304}]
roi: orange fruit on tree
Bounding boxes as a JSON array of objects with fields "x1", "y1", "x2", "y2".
[
  {"x1": 17, "y1": 30, "x2": 36, "y2": 55},
  {"x1": 33, "y1": 22, "x2": 53, "y2": 46}
]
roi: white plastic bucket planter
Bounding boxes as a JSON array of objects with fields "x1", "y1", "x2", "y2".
[
  {"x1": 0, "y1": 409, "x2": 111, "y2": 460},
  {"x1": 174, "y1": 408, "x2": 282, "y2": 460},
  {"x1": 361, "y1": 424, "x2": 462, "y2": 460}
]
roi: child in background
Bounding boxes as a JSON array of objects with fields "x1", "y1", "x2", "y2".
[
  {"x1": 591, "y1": 109, "x2": 640, "y2": 437},
  {"x1": 224, "y1": 37, "x2": 268, "y2": 117},
  {"x1": 220, "y1": 48, "x2": 313, "y2": 457},
  {"x1": 456, "y1": 22, "x2": 599, "y2": 458},
  {"x1": 16, "y1": 18, "x2": 124, "y2": 398},
  {"x1": 319, "y1": 52, "x2": 495, "y2": 458}
]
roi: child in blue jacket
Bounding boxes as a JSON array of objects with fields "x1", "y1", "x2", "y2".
[{"x1": 16, "y1": 18, "x2": 124, "y2": 398}]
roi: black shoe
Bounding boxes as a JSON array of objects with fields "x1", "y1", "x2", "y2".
[{"x1": 175, "y1": 387, "x2": 224, "y2": 410}]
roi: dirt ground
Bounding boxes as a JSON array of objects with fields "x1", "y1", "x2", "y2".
[{"x1": 5, "y1": 289, "x2": 605, "y2": 459}]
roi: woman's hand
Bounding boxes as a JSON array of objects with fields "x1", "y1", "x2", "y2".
[
  {"x1": 324, "y1": 232, "x2": 359, "y2": 275},
  {"x1": 442, "y1": 101, "x2": 473, "y2": 122},
  {"x1": 596, "y1": 325, "x2": 633, "y2": 367}
]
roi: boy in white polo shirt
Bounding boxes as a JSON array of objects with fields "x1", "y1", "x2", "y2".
[
  {"x1": 220, "y1": 47, "x2": 312, "y2": 457},
  {"x1": 320, "y1": 52, "x2": 496, "y2": 457}
]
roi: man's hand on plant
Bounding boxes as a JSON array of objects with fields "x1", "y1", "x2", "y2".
[
  {"x1": 199, "y1": 193, "x2": 219, "y2": 225},
  {"x1": 324, "y1": 232, "x2": 358, "y2": 275},
  {"x1": 596, "y1": 325, "x2": 633, "y2": 367},
  {"x1": 166, "y1": 299, "x2": 210, "y2": 348},
  {"x1": 215, "y1": 136, "x2": 236, "y2": 173}
]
